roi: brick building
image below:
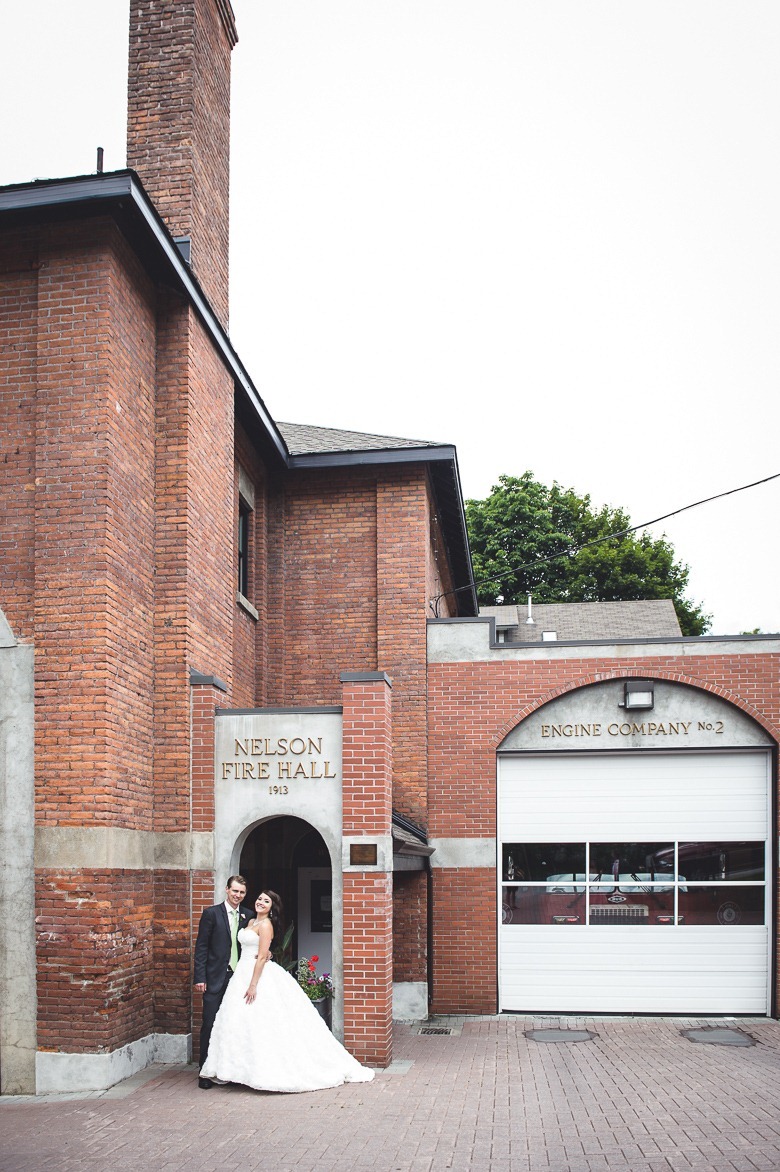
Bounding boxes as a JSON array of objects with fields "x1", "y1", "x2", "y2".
[
  {"x1": 0, "y1": 0, "x2": 473, "y2": 1095},
  {"x1": 1, "y1": 0, "x2": 778, "y2": 1096},
  {"x1": 427, "y1": 605, "x2": 780, "y2": 1018}
]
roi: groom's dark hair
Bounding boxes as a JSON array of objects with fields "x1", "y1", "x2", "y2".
[{"x1": 226, "y1": 875, "x2": 247, "y2": 890}]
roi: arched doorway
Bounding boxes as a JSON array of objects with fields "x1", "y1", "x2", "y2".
[{"x1": 239, "y1": 817, "x2": 333, "y2": 973}]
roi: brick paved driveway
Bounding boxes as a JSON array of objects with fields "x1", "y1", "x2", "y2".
[{"x1": 3, "y1": 1017, "x2": 780, "y2": 1172}]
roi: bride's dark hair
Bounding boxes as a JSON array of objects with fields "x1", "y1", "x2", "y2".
[{"x1": 259, "y1": 889, "x2": 283, "y2": 938}]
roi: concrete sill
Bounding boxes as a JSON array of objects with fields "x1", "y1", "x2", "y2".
[{"x1": 236, "y1": 591, "x2": 258, "y2": 621}]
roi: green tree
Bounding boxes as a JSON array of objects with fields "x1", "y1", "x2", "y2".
[{"x1": 465, "y1": 472, "x2": 711, "y2": 636}]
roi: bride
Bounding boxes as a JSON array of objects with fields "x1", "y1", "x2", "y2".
[{"x1": 199, "y1": 890, "x2": 374, "y2": 1093}]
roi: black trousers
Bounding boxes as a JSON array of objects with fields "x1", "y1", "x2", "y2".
[{"x1": 199, "y1": 970, "x2": 233, "y2": 1065}]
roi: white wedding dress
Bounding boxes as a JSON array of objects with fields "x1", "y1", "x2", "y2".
[{"x1": 200, "y1": 928, "x2": 374, "y2": 1092}]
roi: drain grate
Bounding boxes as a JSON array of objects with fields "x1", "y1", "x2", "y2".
[
  {"x1": 418, "y1": 1027, "x2": 454, "y2": 1036},
  {"x1": 682, "y1": 1027, "x2": 754, "y2": 1048},
  {"x1": 527, "y1": 1029, "x2": 595, "y2": 1044}
]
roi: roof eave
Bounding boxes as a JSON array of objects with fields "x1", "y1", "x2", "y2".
[
  {"x1": 0, "y1": 171, "x2": 289, "y2": 468},
  {"x1": 286, "y1": 445, "x2": 457, "y2": 470}
]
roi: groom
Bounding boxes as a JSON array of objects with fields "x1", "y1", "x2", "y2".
[{"x1": 194, "y1": 874, "x2": 254, "y2": 1088}]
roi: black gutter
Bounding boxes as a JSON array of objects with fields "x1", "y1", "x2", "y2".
[{"x1": 287, "y1": 445, "x2": 458, "y2": 470}]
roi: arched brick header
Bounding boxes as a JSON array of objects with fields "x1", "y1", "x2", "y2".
[{"x1": 492, "y1": 669, "x2": 780, "y2": 748}]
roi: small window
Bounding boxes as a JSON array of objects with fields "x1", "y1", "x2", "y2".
[
  {"x1": 236, "y1": 467, "x2": 258, "y2": 619},
  {"x1": 237, "y1": 498, "x2": 251, "y2": 598}
]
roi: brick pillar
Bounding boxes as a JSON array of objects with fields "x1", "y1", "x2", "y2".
[
  {"x1": 190, "y1": 672, "x2": 227, "y2": 834},
  {"x1": 189, "y1": 671, "x2": 226, "y2": 1062},
  {"x1": 340, "y1": 672, "x2": 393, "y2": 1068}
]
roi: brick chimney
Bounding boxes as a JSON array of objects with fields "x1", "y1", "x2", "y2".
[{"x1": 127, "y1": 0, "x2": 238, "y2": 326}]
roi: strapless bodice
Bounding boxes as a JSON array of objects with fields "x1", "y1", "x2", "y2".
[{"x1": 238, "y1": 927, "x2": 261, "y2": 953}]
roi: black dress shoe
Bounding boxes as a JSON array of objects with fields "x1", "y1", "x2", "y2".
[{"x1": 198, "y1": 1077, "x2": 214, "y2": 1089}]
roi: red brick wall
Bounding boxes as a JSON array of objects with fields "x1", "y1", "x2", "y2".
[
  {"x1": 152, "y1": 301, "x2": 234, "y2": 836},
  {"x1": 12, "y1": 220, "x2": 158, "y2": 830},
  {"x1": 36, "y1": 871, "x2": 154, "y2": 1052},
  {"x1": 342, "y1": 872, "x2": 393, "y2": 1065},
  {"x1": 153, "y1": 870, "x2": 192, "y2": 1034},
  {"x1": 428, "y1": 649, "x2": 780, "y2": 1013},
  {"x1": 183, "y1": 319, "x2": 235, "y2": 685},
  {"x1": 429, "y1": 654, "x2": 780, "y2": 840},
  {"x1": 266, "y1": 469, "x2": 378, "y2": 706},
  {"x1": 151, "y1": 305, "x2": 235, "y2": 1043},
  {"x1": 0, "y1": 213, "x2": 240, "y2": 1055},
  {"x1": 127, "y1": 0, "x2": 237, "y2": 325},
  {"x1": 376, "y1": 471, "x2": 430, "y2": 826},
  {"x1": 431, "y1": 868, "x2": 496, "y2": 1013},
  {"x1": 0, "y1": 229, "x2": 38, "y2": 643},
  {"x1": 191, "y1": 680, "x2": 223, "y2": 834},
  {"x1": 267, "y1": 465, "x2": 435, "y2": 826},
  {"x1": 392, "y1": 871, "x2": 428, "y2": 984},
  {"x1": 4, "y1": 0, "x2": 264, "y2": 1070},
  {"x1": 341, "y1": 674, "x2": 393, "y2": 1066},
  {"x1": 152, "y1": 291, "x2": 194, "y2": 836}
]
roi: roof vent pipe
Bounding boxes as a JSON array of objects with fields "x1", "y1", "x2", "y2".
[{"x1": 526, "y1": 594, "x2": 535, "y2": 625}]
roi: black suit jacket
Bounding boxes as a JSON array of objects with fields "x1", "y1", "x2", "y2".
[{"x1": 193, "y1": 901, "x2": 254, "y2": 992}]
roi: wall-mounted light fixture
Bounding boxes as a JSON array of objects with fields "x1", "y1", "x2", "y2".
[{"x1": 621, "y1": 679, "x2": 655, "y2": 710}]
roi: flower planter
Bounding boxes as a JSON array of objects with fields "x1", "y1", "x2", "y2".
[{"x1": 313, "y1": 998, "x2": 332, "y2": 1030}]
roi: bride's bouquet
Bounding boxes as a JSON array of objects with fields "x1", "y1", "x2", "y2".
[{"x1": 295, "y1": 955, "x2": 334, "y2": 1002}]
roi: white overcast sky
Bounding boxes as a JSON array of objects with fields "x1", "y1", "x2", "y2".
[{"x1": 2, "y1": 1, "x2": 779, "y2": 635}]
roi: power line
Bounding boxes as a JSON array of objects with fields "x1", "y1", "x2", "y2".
[{"x1": 431, "y1": 470, "x2": 780, "y2": 616}]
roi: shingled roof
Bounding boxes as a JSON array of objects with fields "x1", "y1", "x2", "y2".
[
  {"x1": 480, "y1": 599, "x2": 682, "y2": 643},
  {"x1": 278, "y1": 421, "x2": 444, "y2": 455}
]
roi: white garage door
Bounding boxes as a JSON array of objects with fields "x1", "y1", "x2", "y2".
[{"x1": 499, "y1": 750, "x2": 771, "y2": 1014}]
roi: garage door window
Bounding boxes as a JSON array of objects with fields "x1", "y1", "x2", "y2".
[{"x1": 502, "y1": 840, "x2": 766, "y2": 926}]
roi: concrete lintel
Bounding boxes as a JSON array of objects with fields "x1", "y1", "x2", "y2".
[
  {"x1": 392, "y1": 854, "x2": 427, "y2": 871},
  {"x1": 35, "y1": 828, "x2": 214, "y2": 871},
  {"x1": 429, "y1": 838, "x2": 497, "y2": 869}
]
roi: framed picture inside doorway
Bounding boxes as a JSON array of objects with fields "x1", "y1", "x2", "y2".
[{"x1": 310, "y1": 879, "x2": 332, "y2": 932}]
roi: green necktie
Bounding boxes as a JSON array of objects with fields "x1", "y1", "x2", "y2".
[{"x1": 229, "y1": 909, "x2": 238, "y2": 970}]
